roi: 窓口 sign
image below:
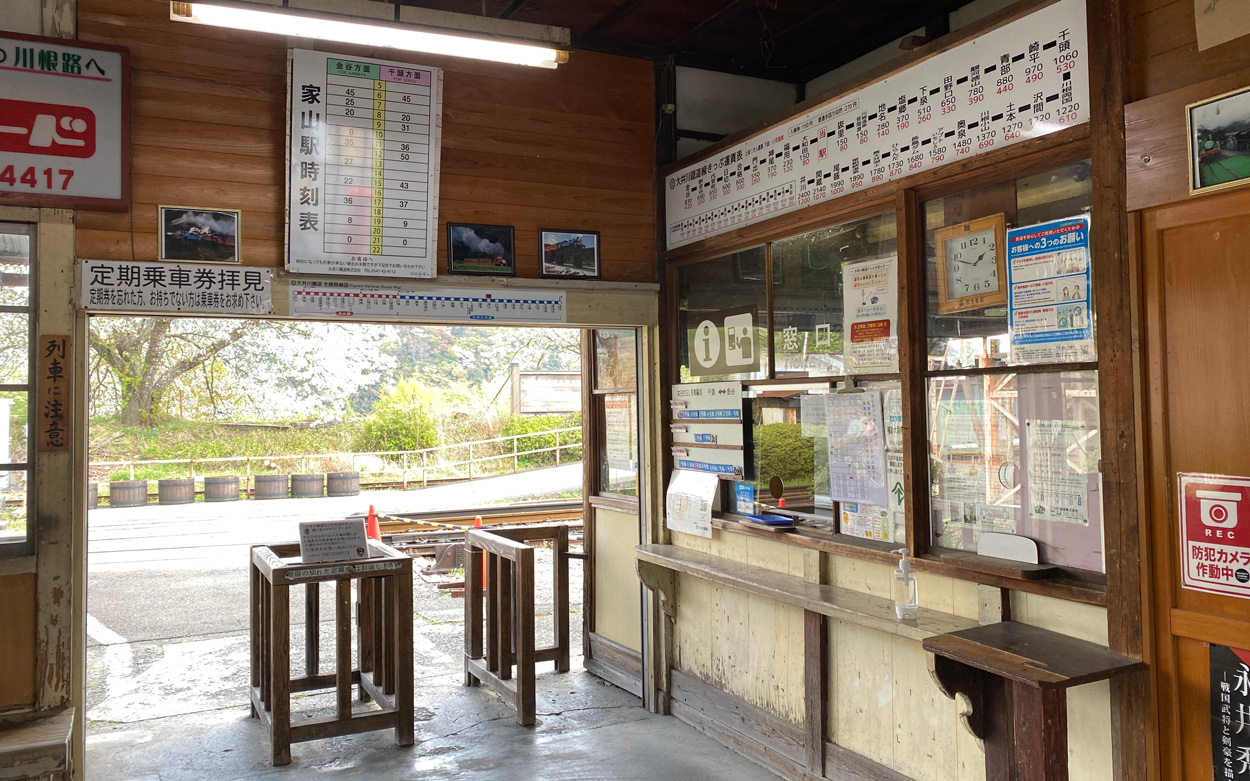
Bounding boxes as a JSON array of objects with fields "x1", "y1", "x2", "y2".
[{"x1": 0, "y1": 33, "x2": 129, "y2": 210}]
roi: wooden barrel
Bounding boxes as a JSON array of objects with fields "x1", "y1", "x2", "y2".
[
  {"x1": 158, "y1": 478, "x2": 195, "y2": 505},
  {"x1": 291, "y1": 473, "x2": 325, "y2": 498},
  {"x1": 109, "y1": 480, "x2": 148, "y2": 507},
  {"x1": 253, "y1": 474, "x2": 289, "y2": 500},
  {"x1": 87, "y1": 483, "x2": 98, "y2": 509},
  {"x1": 326, "y1": 471, "x2": 360, "y2": 497},
  {"x1": 204, "y1": 475, "x2": 240, "y2": 502}
]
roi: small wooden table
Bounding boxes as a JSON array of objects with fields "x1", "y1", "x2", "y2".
[
  {"x1": 250, "y1": 540, "x2": 414, "y2": 766},
  {"x1": 924, "y1": 621, "x2": 1143, "y2": 781},
  {"x1": 0, "y1": 708, "x2": 74, "y2": 781}
]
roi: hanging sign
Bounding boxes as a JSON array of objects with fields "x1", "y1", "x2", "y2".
[
  {"x1": 663, "y1": 0, "x2": 1089, "y2": 249},
  {"x1": 1179, "y1": 473, "x2": 1250, "y2": 599},
  {"x1": 79, "y1": 260, "x2": 273, "y2": 315},
  {"x1": 288, "y1": 279, "x2": 566, "y2": 323},
  {"x1": 843, "y1": 257, "x2": 899, "y2": 374},
  {"x1": 1006, "y1": 216, "x2": 1094, "y2": 364},
  {"x1": 687, "y1": 305, "x2": 760, "y2": 377},
  {"x1": 288, "y1": 49, "x2": 443, "y2": 278},
  {"x1": 0, "y1": 33, "x2": 129, "y2": 210},
  {"x1": 37, "y1": 335, "x2": 69, "y2": 452},
  {"x1": 1210, "y1": 644, "x2": 1250, "y2": 780}
]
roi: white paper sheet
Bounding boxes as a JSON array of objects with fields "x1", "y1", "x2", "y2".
[
  {"x1": 665, "y1": 469, "x2": 719, "y2": 538},
  {"x1": 825, "y1": 391, "x2": 889, "y2": 507}
]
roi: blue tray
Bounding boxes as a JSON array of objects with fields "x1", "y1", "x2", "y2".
[{"x1": 745, "y1": 513, "x2": 794, "y2": 527}]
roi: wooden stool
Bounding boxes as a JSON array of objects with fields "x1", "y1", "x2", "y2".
[
  {"x1": 250, "y1": 540, "x2": 414, "y2": 766},
  {"x1": 0, "y1": 708, "x2": 74, "y2": 781}
]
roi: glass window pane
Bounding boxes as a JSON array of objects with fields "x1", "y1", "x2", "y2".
[
  {"x1": 927, "y1": 370, "x2": 1104, "y2": 572},
  {"x1": 749, "y1": 385, "x2": 832, "y2": 527},
  {"x1": 0, "y1": 392, "x2": 27, "y2": 464},
  {"x1": 677, "y1": 247, "x2": 769, "y2": 382},
  {"x1": 0, "y1": 231, "x2": 30, "y2": 307},
  {"x1": 772, "y1": 212, "x2": 897, "y2": 378},
  {"x1": 594, "y1": 329, "x2": 637, "y2": 390},
  {"x1": 600, "y1": 393, "x2": 637, "y2": 496},
  {"x1": 0, "y1": 313, "x2": 29, "y2": 383},
  {"x1": 0, "y1": 470, "x2": 28, "y2": 544},
  {"x1": 925, "y1": 160, "x2": 1093, "y2": 370}
]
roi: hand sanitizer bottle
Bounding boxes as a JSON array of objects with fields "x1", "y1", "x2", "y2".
[{"x1": 893, "y1": 548, "x2": 919, "y2": 621}]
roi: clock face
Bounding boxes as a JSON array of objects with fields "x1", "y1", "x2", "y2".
[{"x1": 944, "y1": 228, "x2": 998, "y2": 300}]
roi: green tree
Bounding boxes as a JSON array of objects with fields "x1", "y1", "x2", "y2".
[{"x1": 354, "y1": 379, "x2": 439, "y2": 454}]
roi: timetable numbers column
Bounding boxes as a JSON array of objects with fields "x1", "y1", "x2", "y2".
[
  {"x1": 371, "y1": 78, "x2": 385, "y2": 256},
  {"x1": 324, "y1": 76, "x2": 377, "y2": 256}
]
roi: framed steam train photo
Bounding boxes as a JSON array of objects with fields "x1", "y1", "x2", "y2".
[
  {"x1": 447, "y1": 223, "x2": 516, "y2": 277},
  {"x1": 540, "y1": 229, "x2": 600, "y2": 280},
  {"x1": 1188, "y1": 85, "x2": 1250, "y2": 195},
  {"x1": 159, "y1": 206, "x2": 240, "y2": 263}
]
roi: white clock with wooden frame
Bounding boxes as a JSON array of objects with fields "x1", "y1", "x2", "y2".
[{"x1": 934, "y1": 213, "x2": 1007, "y2": 314}]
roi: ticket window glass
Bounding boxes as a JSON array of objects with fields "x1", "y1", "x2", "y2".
[
  {"x1": 0, "y1": 223, "x2": 33, "y2": 555},
  {"x1": 922, "y1": 160, "x2": 1105, "y2": 574}
]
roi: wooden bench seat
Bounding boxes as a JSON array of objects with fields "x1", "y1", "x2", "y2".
[{"x1": 0, "y1": 708, "x2": 74, "y2": 781}]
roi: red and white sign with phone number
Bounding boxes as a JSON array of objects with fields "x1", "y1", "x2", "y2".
[
  {"x1": 1179, "y1": 472, "x2": 1250, "y2": 599},
  {"x1": 0, "y1": 33, "x2": 128, "y2": 210}
]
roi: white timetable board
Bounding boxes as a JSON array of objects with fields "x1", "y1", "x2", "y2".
[
  {"x1": 289, "y1": 279, "x2": 567, "y2": 323},
  {"x1": 288, "y1": 49, "x2": 442, "y2": 278},
  {"x1": 664, "y1": 0, "x2": 1088, "y2": 250}
]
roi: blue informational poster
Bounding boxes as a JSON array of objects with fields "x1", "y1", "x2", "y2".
[
  {"x1": 1005, "y1": 216, "x2": 1094, "y2": 365},
  {"x1": 735, "y1": 481, "x2": 755, "y2": 514}
]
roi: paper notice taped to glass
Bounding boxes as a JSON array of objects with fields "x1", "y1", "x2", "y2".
[
  {"x1": 666, "y1": 469, "x2": 719, "y2": 538},
  {"x1": 825, "y1": 390, "x2": 889, "y2": 507},
  {"x1": 1025, "y1": 419, "x2": 1092, "y2": 524}
]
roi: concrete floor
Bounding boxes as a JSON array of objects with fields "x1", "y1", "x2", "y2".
[{"x1": 85, "y1": 472, "x2": 780, "y2": 780}]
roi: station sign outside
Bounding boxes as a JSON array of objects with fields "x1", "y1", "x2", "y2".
[{"x1": 0, "y1": 33, "x2": 129, "y2": 210}]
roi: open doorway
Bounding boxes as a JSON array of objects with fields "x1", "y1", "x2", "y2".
[{"x1": 83, "y1": 315, "x2": 591, "y2": 769}]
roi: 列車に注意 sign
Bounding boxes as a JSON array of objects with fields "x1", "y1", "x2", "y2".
[
  {"x1": 37, "y1": 335, "x2": 69, "y2": 452},
  {"x1": 1179, "y1": 472, "x2": 1250, "y2": 599},
  {"x1": 0, "y1": 33, "x2": 128, "y2": 210}
]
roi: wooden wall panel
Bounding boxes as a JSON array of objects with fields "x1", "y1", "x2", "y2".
[
  {"x1": 1131, "y1": 0, "x2": 1250, "y2": 100},
  {"x1": 0, "y1": 573, "x2": 36, "y2": 709},
  {"x1": 74, "y1": 0, "x2": 657, "y2": 283},
  {"x1": 593, "y1": 507, "x2": 643, "y2": 652}
]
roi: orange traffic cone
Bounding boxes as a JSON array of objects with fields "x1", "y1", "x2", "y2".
[
  {"x1": 475, "y1": 515, "x2": 486, "y2": 589},
  {"x1": 366, "y1": 504, "x2": 381, "y2": 541},
  {"x1": 778, "y1": 497, "x2": 787, "y2": 509}
]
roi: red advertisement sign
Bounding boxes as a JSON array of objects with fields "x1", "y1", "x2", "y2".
[
  {"x1": 1179, "y1": 473, "x2": 1250, "y2": 599},
  {"x1": 850, "y1": 319, "x2": 891, "y2": 342},
  {"x1": 0, "y1": 99, "x2": 96, "y2": 158}
]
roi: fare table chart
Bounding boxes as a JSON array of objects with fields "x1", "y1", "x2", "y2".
[{"x1": 288, "y1": 50, "x2": 443, "y2": 278}]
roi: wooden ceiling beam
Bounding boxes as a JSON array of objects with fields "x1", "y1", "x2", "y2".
[
  {"x1": 581, "y1": 0, "x2": 650, "y2": 42},
  {"x1": 497, "y1": 0, "x2": 531, "y2": 19},
  {"x1": 660, "y1": 0, "x2": 759, "y2": 58}
]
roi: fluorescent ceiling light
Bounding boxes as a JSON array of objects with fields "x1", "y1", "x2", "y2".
[{"x1": 171, "y1": 2, "x2": 569, "y2": 69}]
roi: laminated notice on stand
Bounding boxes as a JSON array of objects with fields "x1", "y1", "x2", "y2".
[{"x1": 666, "y1": 469, "x2": 718, "y2": 538}]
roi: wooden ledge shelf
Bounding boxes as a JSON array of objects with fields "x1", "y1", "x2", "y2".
[
  {"x1": 0, "y1": 707, "x2": 74, "y2": 780},
  {"x1": 635, "y1": 543, "x2": 976, "y2": 643},
  {"x1": 924, "y1": 622, "x2": 1143, "y2": 781}
]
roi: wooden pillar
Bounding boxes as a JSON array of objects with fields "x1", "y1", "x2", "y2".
[{"x1": 803, "y1": 610, "x2": 828, "y2": 775}]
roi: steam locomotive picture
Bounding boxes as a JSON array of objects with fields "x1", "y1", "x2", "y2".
[
  {"x1": 1188, "y1": 86, "x2": 1250, "y2": 195},
  {"x1": 159, "y1": 206, "x2": 240, "y2": 263},
  {"x1": 540, "y1": 230, "x2": 600, "y2": 279}
]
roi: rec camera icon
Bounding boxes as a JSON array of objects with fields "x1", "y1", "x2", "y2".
[{"x1": 1197, "y1": 489, "x2": 1240, "y2": 533}]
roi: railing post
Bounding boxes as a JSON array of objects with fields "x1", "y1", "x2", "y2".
[
  {"x1": 468, "y1": 443, "x2": 474, "y2": 480},
  {"x1": 129, "y1": 461, "x2": 134, "y2": 480},
  {"x1": 246, "y1": 458, "x2": 252, "y2": 498},
  {"x1": 513, "y1": 438, "x2": 518, "y2": 473},
  {"x1": 189, "y1": 459, "x2": 195, "y2": 479},
  {"x1": 555, "y1": 431, "x2": 561, "y2": 466},
  {"x1": 402, "y1": 453, "x2": 408, "y2": 490},
  {"x1": 421, "y1": 450, "x2": 427, "y2": 488}
]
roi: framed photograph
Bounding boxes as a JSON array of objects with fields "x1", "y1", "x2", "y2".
[
  {"x1": 540, "y1": 229, "x2": 600, "y2": 279},
  {"x1": 933, "y1": 213, "x2": 1007, "y2": 314},
  {"x1": 447, "y1": 223, "x2": 516, "y2": 276},
  {"x1": 158, "y1": 206, "x2": 240, "y2": 263},
  {"x1": 1188, "y1": 85, "x2": 1250, "y2": 195}
]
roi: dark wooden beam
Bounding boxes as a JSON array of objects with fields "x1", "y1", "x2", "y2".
[
  {"x1": 730, "y1": 0, "x2": 855, "y2": 69},
  {"x1": 581, "y1": 0, "x2": 649, "y2": 42},
  {"x1": 660, "y1": 0, "x2": 759, "y2": 57},
  {"x1": 497, "y1": 0, "x2": 530, "y2": 19}
]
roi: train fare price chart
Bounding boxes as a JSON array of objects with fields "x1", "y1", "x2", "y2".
[
  {"x1": 663, "y1": 0, "x2": 1088, "y2": 250},
  {"x1": 288, "y1": 49, "x2": 443, "y2": 278},
  {"x1": 289, "y1": 280, "x2": 567, "y2": 324}
]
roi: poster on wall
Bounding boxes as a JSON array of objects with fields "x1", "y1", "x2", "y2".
[
  {"x1": 1178, "y1": 472, "x2": 1250, "y2": 600},
  {"x1": 666, "y1": 469, "x2": 718, "y2": 538},
  {"x1": 842, "y1": 257, "x2": 899, "y2": 374},
  {"x1": 1210, "y1": 644, "x2": 1250, "y2": 780},
  {"x1": 0, "y1": 33, "x2": 129, "y2": 209},
  {"x1": 288, "y1": 279, "x2": 565, "y2": 323},
  {"x1": 80, "y1": 260, "x2": 273, "y2": 315},
  {"x1": 663, "y1": 0, "x2": 1089, "y2": 249},
  {"x1": 1025, "y1": 419, "x2": 1092, "y2": 525},
  {"x1": 603, "y1": 395, "x2": 634, "y2": 470},
  {"x1": 1006, "y1": 216, "x2": 1094, "y2": 365},
  {"x1": 825, "y1": 390, "x2": 888, "y2": 507},
  {"x1": 287, "y1": 49, "x2": 443, "y2": 278},
  {"x1": 671, "y1": 381, "x2": 745, "y2": 477}
]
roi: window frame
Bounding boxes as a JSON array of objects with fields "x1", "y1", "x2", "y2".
[
  {"x1": 663, "y1": 136, "x2": 1112, "y2": 604},
  {"x1": 0, "y1": 221, "x2": 37, "y2": 558},
  {"x1": 590, "y1": 328, "x2": 641, "y2": 503}
]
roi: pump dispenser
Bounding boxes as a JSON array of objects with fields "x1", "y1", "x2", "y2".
[{"x1": 892, "y1": 547, "x2": 919, "y2": 620}]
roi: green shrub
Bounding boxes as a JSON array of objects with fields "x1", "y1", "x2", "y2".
[
  {"x1": 754, "y1": 423, "x2": 814, "y2": 487},
  {"x1": 353, "y1": 379, "x2": 439, "y2": 455},
  {"x1": 500, "y1": 412, "x2": 582, "y2": 468}
]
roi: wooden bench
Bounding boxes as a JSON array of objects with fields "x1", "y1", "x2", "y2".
[
  {"x1": 250, "y1": 540, "x2": 414, "y2": 766},
  {"x1": 924, "y1": 621, "x2": 1143, "y2": 781},
  {"x1": 634, "y1": 543, "x2": 977, "y2": 776},
  {"x1": 0, "y1": 708, "x2": 74, "y2": 781}
]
